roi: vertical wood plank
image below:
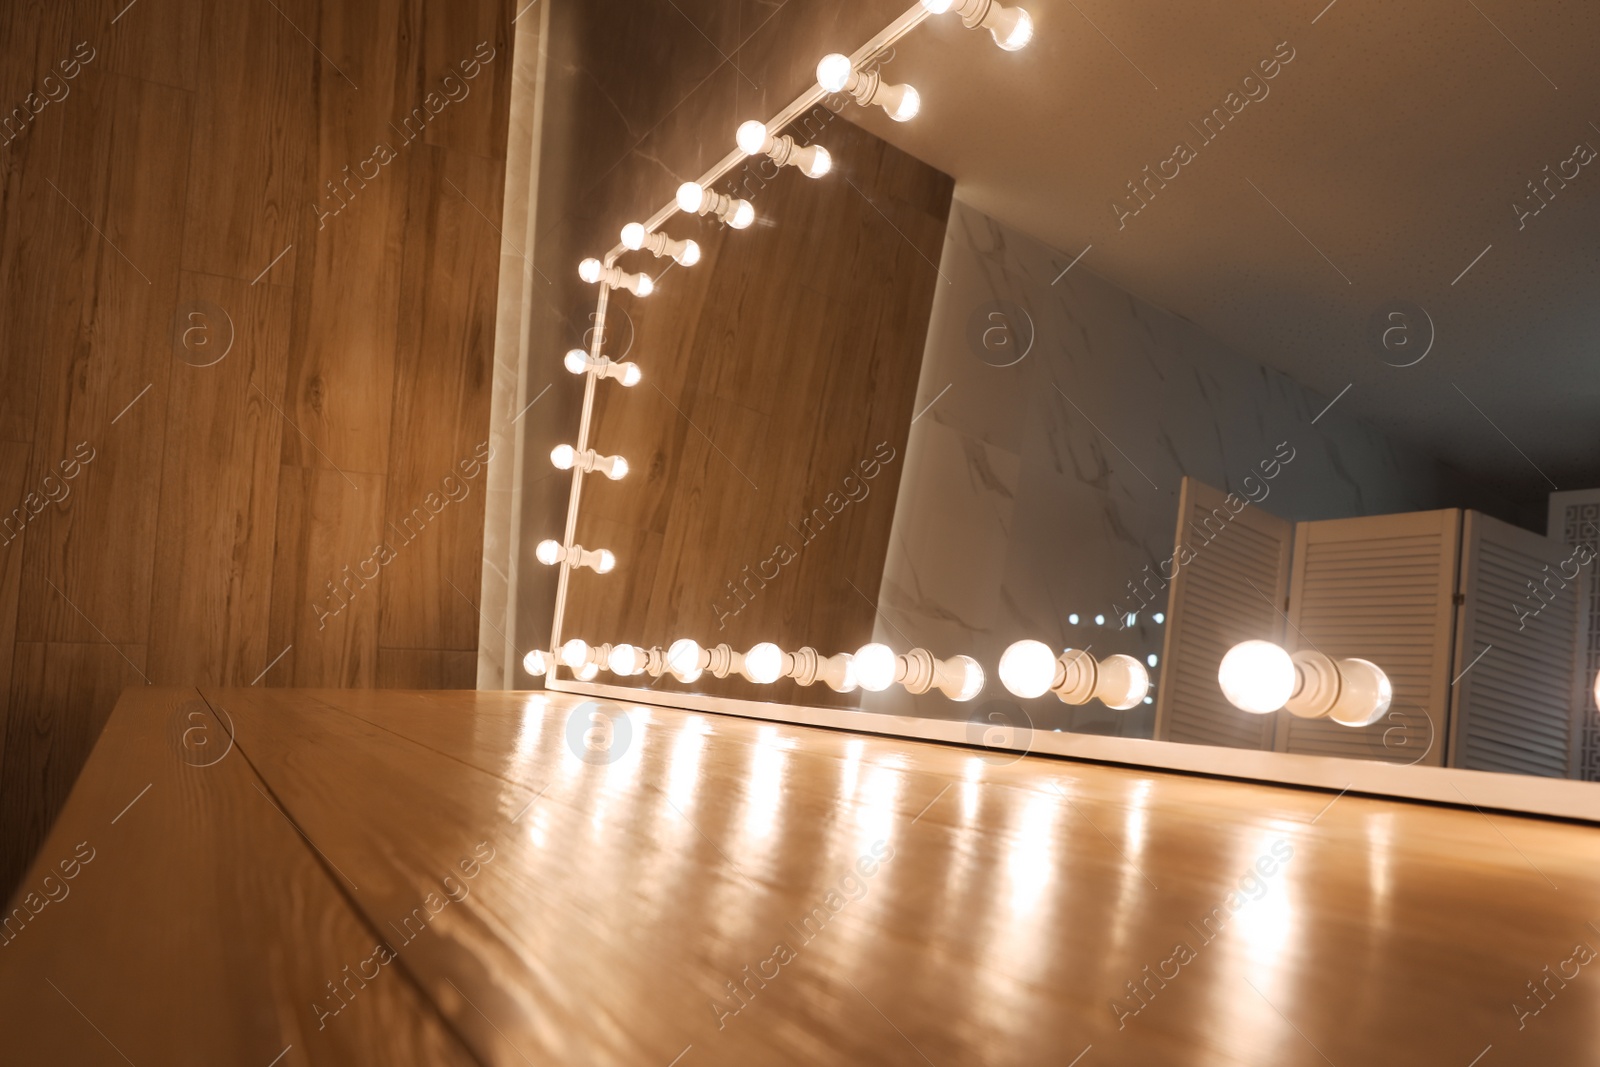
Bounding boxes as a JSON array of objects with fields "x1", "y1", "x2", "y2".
[
  {"x1": 145, "y1": 273, "x2": 291, "y2": 685},
  {"x1": 378, "y1": 144, "x2": 498, "y2": 654},
  {"x1": 15, "y1": 68, "x2": 190, "y2": 645}
]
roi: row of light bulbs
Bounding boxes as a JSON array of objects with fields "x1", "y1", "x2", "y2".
[
  {"x1": 525, "y1": 633, "x2": 1410, "y2": 731},
  {"x1": 538, "y1": 0, "x2": 1034, "y2": 583},
  {"x1": 524, "y1": 635, "x2": 1147, "y2": 711}
]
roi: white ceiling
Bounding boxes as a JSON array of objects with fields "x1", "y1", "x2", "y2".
[{"x1": 849, "y1": 0, "x2": 1600, "y2": 499}]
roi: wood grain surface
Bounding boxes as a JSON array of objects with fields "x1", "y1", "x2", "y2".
[
  {"x1": 0, "y1": 0, "x2": 514, "y2": 899},
  {"x1": 7, "y1": 684, "x2": 1598, "y2": 1065}
]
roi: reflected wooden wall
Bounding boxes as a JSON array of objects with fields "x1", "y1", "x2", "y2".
[
  {"x1": 516, "y1": 1, "x2": 944, "y2": 702},
  {"x1": 560, "y1": 117, "x2": 952, "y2": 706},
  {"x1": 0, "y1": 0, "x2": 513, "y2": 896}
]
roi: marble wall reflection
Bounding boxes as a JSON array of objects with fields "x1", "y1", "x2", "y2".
[{"x1": 863, "y1": 198, "x2": 1513, "y2": 736}]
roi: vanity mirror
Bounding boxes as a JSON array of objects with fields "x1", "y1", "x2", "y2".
[{"x1": 510, "y1": 0, "x2": 1600, "y2": 819}]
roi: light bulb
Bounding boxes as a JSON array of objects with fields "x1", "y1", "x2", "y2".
[
  {"x1": 948, "y1": 655, "x2": 986, "y2": 701},
  {"x1": 535, "y1": 539, "x2": 562, "y2": 566},
  {"x1": 578, "y1": 258, "x2": 603, "y2": 283},
  {"x1": 560, "y1": 639, "x2": 591, "y2": 669},
  {"x1": 550, "y1": 444, "x2": 576, "y2": 470},
  {"x1": 830, "y1": 654, "x2": 858, "y2": 693},
  {"x1": 565, "y1": 349, "x2": 589, "y2": 375},
  {"x1": 620, "y1": 222, "x2": 646, "y2": 250},
  {"x1": 988, "y1": 6, "x2": 1033, "y2": 50},
  {"x1": 999, "y1": 640, "x2": 1058, "y2": 699},
  {"x1": 608, "y1": 643, "x2": 642, "y2": 676},
  {"x1": 1147, "y1": 654, "x2": 1158, "y2": 667},
  {"x1": 1068, "y1": 613, "x2": 1080, "y2": 625},
  {"x1": 576, "y1": 662, "x2": 599, "y2": 681},
  {"x1": 522, "y1": 650, "x2": 549, "y2": 677},
  {"x1": 920, "y1": 0, "x2": 955, "y2": 11},
  {"x1": 620, "y1": 363, "x2": 642, "y2": 387},
  {"x1": 817, "y1": 53, "x2": 853, "y2": 93},
  {"x1": 802, "y1": 145, "x2": 832, "y2": 178},
  {"x1": 607, "y1": 456, "x2": 628, "y2": 480},
  {"x1": 1096, "y1": 655, "x2": 1149, "y2": 711},
  {"x1": 1328, "y1": 658, "x2": 1392, "y2": 727},
  {"x1": 668, "y1": 638, "x2": 704, "y2": 683},
  {"x1": 744, "y1": 642, "x2": 784, "y2": 684},
  {"x1": 729, "y1": 200, "x2": 755, "y2": 229},
  {"x1": 635, "y1": 273, "x2": 654, "y2": 297},
  {"x1": 677, "y1": 182, "x2": 706, "y2": 213},
  {"x1": 854, "y1": 643, "x2": 897, "y2": 692},
  {"x1": 1154, "y1": 613, "x2": 1165, "y2": 624},
  {"x1": 1094, "y1": 615, "x2": 1105, "y2": 626},
  {"x1": 736, "y1": 120, "x2": 769, "y2": 156},
  {"x1": 1218, "y1": 640, "x2": 1297, "y2": 715},
  {"x1": 594, "y1": 549, "x2": 616, "y2": 574},
  {"x1": 881, "y1": 83, "x2": 920, "y2": 121},
  {"x1": 677, "y1": 240, "x2": 701, "y2": 266}
]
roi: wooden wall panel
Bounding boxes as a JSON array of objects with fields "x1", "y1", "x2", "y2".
[{"x1": 0, "y1": 0, "x2": 516, "y2": 896}]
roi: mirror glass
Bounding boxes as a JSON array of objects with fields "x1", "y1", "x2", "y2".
[{"x1": 556, "y1": 4, "x2": 1600, "y2": 784}]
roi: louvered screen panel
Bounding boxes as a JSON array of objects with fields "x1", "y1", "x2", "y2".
[
  {"x1": 1275, "y1": 510, "x2": 1459, "y2": 765},
  {"x1": 1153, "y1": 478, "x2": 1293, "y2": 750},
  {"x1": 1447, "y1": 512, "x2": 1579, "y2": 776},
  {"x1": 1547, "y1": 490, "x2": 1600, "y2": 781}
]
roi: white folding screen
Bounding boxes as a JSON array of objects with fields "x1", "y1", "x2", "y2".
[
  {"x1": 1274, "y1": 510, "x2": 1460, "y2": 766},
  {"x1": 1548, "y1": 489, "x2": 1600, "y2": 782},
  {"x1": 1447, "y1": 511, "x2": 1580, "y2": 776},
  {"x1": 1153, "y1": 478, "x2": 1293, "y2": 750}
]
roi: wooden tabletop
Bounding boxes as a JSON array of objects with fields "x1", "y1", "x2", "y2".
[{"x1": 1, "y1": 686, "x2": 1597, "y2": 1065}]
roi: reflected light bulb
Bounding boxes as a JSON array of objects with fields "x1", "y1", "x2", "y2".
[
  {"x1": 745, "y1": 642, "x2": 784, "y2": 684},
  {"x1": 608, "y1": 644, "x2": 641, "y2": 676},
  {"x1": 817, "y1": 53, "x2": 853, "y2": 93},
  {"x1": 1218, "y1": 640, "x2": 1296, "y2": 714},
  {"x1": 550, "y1": 444, "x2": 576, "y2": 470},
  {"x1": 1097, "y1": 655, "x2": 1149, "y2": 711},
  {"x1": 854, "y1": 643, "x2": 897, "y2": 692},
  {"x1": 564, "y1": 349, "x2": 589, "y2": 375},
  {"x1": 999, "y1": 640, "x2": 1058, "y2": 699},
  {"x1": 608, "y1": 456, "x2": 629, "y2": 480},
  {"x1": 620, "y1": 222, "x2": 646, "y2": 250},
  {"x1": 578, "y1": 258, "x2": 603, "y2": 283},
  {"x1": 678, "y1": 239, "x2": 702, "y2": 267},
  {"x1": 560, "y1": 638, "x2": 590, "y2": 669},
  {"x1": 729, "y1": 200, "x2": 755, "y2": 229},
  {"x1": 575, "y1": 662, "x2": 599, "y2": 681},
  {"x1": 990, "y1": 7, "x2": 1033, "y2": 50},
  {"x1": 668, "y1": 638, "x2": 704, "y2": 683},
  {"x1": 736, "y1": 120, "x2": 769, "y2": 156},
  {"x1": 676, "y1": 182, "x2": 706, "y2": 213},
  {"x1": 950, "y1": 655, "x2": 986, "y2": 702},
  {"x1": 885, "y1": 83, "x2": 920, "y2": 121},
  {"x1": 1154, "y1": 612, "x2": 1165, "y2": 624},
  {"x1": 635, "y1": 273, "x2": 654, "y2": 297},
  {"x1": 620, "y1": 363, "x2": 642, "y2": 387},
  {"x1": 594, "y1": 549, "x2": 616, "y2": 574},
  {"x1": 522, "y1": 650, "x2": 549, "y2": 677},
  {"x1": 535, "y1": 539, "x2": 562, "y2": 566},
  {"x1": 803, "y1": 145, "x2": 833, "y2": 178}
]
